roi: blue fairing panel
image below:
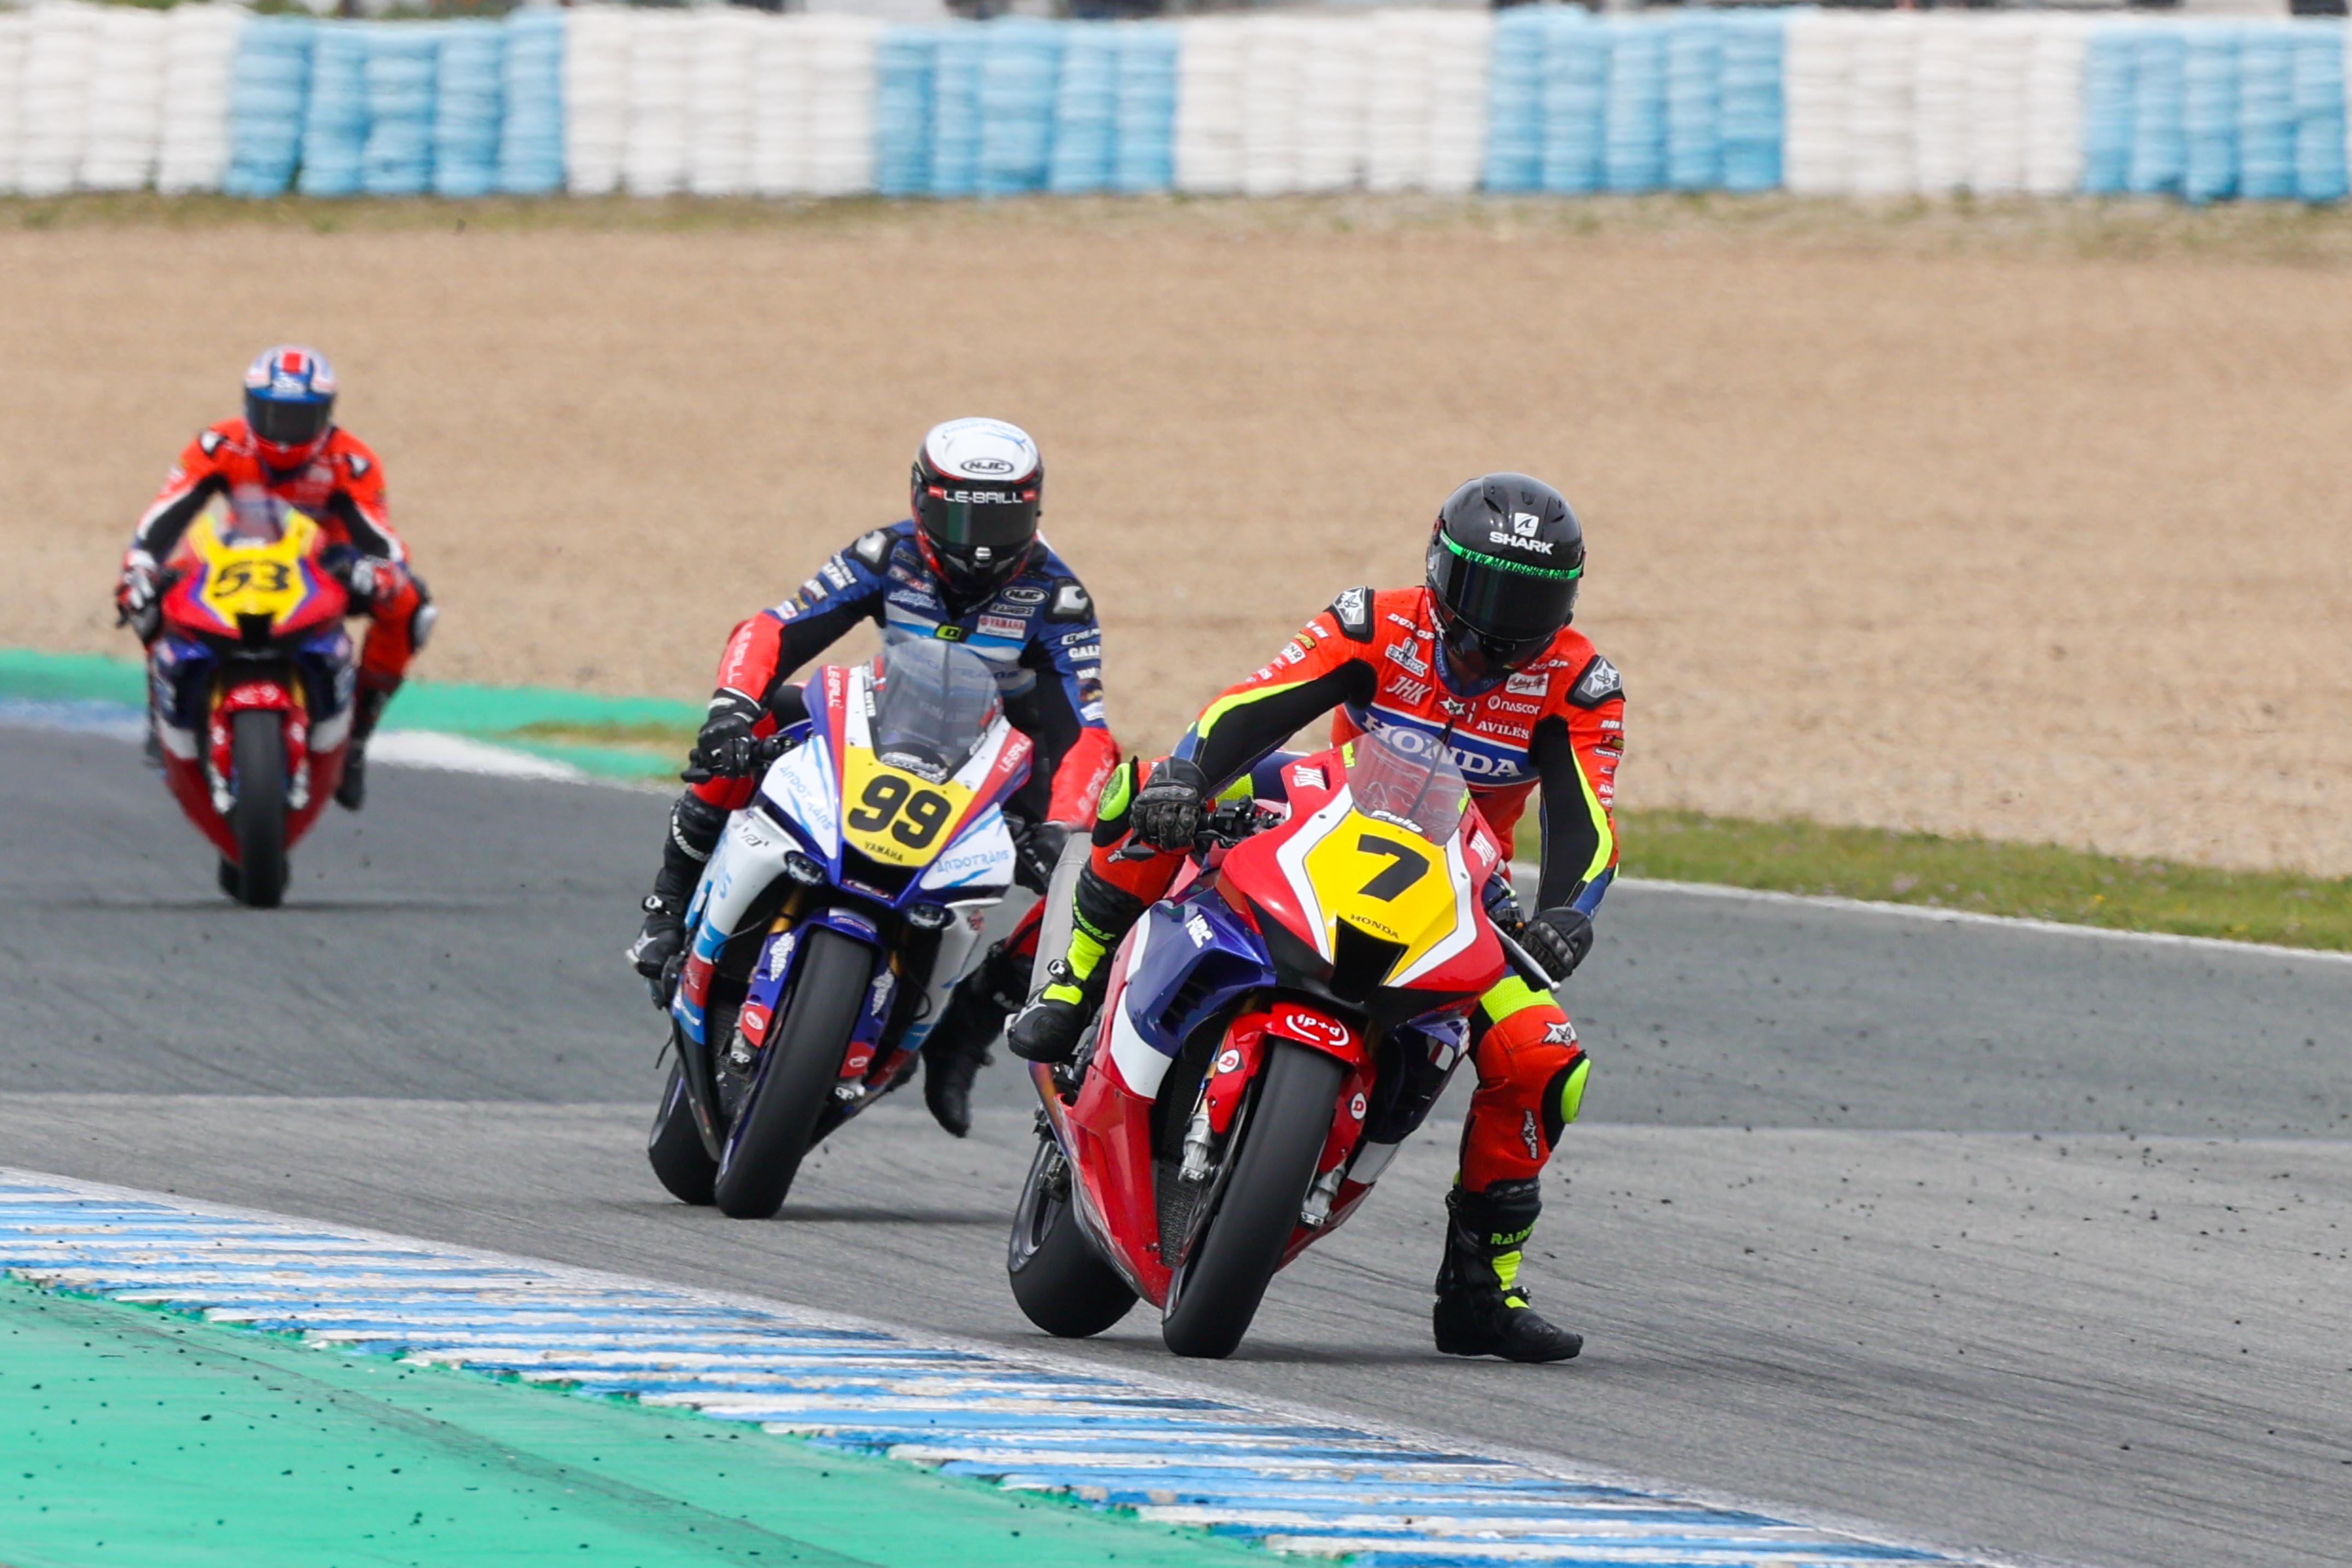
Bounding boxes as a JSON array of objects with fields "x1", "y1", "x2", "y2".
[{"x1": 1121, "y1": 888, "x2": 1276, "y2": 1058}]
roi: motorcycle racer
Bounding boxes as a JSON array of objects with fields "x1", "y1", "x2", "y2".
[
  {"x1": 629, "y1": 418, "x2": 1119, "y2": 1138},
  {"x1": 1008, "y1": 473, "x2": 1621, "y2": 1364},
  {"x1": 117, "y1": 346, "x2": 432, "y2": 812}
]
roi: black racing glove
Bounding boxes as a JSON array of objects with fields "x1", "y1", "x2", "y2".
[
  {"x1": 1014, "y1": 820, "x2": 1070, "y2": 895},
  {"x1": 1520, "y1": 906, "x2": 1594, "y2": 987},
  {"x1": 682, "y1": 690, "x2": 766, "y2": 784},
  {"x1": 1131, "y1": 755, "x2": 1209, "y2": 851}
]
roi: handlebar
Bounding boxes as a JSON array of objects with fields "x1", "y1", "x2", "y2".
[
  {"x1": 1492, "y1": 923, "x2": 1567, "y2": 994},
  {"x1": 1112, "y1": 798, "x2": 1271, "y2": 862}
]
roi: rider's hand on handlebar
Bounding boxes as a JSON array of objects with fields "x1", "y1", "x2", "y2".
[
  {"x1": 116, "y1": 551, "x2": 160, "y2": 634},
  {"x1": 1131, "y1": 755, "x2": 1209, "y2": 850},
  {"x1": 680, "y1": 690, "x2": 767, "y2": 784},
  {"x1": 1521, "y1": 906, "x2": 1594, "y2": 987}
]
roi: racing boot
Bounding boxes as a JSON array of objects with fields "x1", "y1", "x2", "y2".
[
  {"x1": 1004, "y1": 866, "x2": 1146, "y2": 1064},
  {"x1": 628, "y1": 791, "x2": 729, "y2": 1009},
  {"x1": 335, "y1": 680, "x2": 396, "y2": 812},
  {"x1": 921, "y1": 941, "x2": 1029, "y2": 1137},
  {"x1": 1432, "y1": 1179, "x2": 1583, "y2": 1364}
]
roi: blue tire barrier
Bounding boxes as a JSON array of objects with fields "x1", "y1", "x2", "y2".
[
  {"x1": 224, "y1": 14, "x2": 310, "y2": 199},
  {"x1": 1484, "y1": 5, "x2": 1548, "y2": 194},
  {"x1": 499, "y1": 7, "x2": 563, "y2": 196},
  {"x1": 1540, "y1": 9, "x2": 1606, "y2": 195},
  {"x1": 929, "y1": 23, "x2": 981, "y2": 199},
  {"x1": 1603, "y1": 18, "x2": 1666, "y2": 194},
  {"x1": 1110, "y1": 21, "x2": 1175, "y2": 194},
  {"x1": 875, "y1": 26, "x2": 935, "y2": 198},
  {"x1": 977, "y1": 18, "x2": 1062, "y2": 196},
  {"x1": 297, "y1": 21, "x2": 367, "y2": 198},
  {"x1": 1047, "y1": 21, "x2": 1115, "y2": 194},
  {"x1": 1665, "y1": 10, "x2": 1724, "y2": 193},
  {"x1": 1719, "y1": 9, "x2": 1784, "y2": 195},
  {"x1": 2236, "y1": 24, "x2": 2296, "y2": 202},
  {"x1": 363, "y1": 25, "x2": 438, "y2": 197},
  {"x1": 2080, "y1": 24, "x2": 2136, "y2": 196},
  {"x1": 2293, "y1": 20, "x2": 2348, "y2": 203},
  {"x1": 2128, "y1": 25, "x2": 2187, "y2": 197},
  {"x1": 2182, "y1": 24, "x2": 2239, "y2": 205},
  {"x1": 434, "y1": 20, "x2": 500, "y2": 199}
]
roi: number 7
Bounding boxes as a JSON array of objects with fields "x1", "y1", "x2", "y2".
[{"x1": 1355, "y1": 835, "x2": 1428, "y2": 900}]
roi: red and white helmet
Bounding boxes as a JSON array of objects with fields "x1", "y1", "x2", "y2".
[
  {"x1": 909, "y1": 418, "x2": 1042, "y2": 601},
  {"x1": 242, "y1": 345, "x2": 338, "y2": 469}
]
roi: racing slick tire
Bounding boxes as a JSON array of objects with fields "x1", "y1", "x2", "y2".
[
  {"x1": 1008, "y1": 1133, "x2": 1138, "y2": 1337},
  {"x1": 229, "y1": 709, "x2": 288, "y2": 909},
  {"x1": 713, "y1": 926, "x2": 871, "y2": 1220},
  {"x1": 647, "y1": 1058, "x2": 718, "y2": 1206},
  {"x1": 1161, "y1": 1041, "x2": 1345, "y2": 1360}
]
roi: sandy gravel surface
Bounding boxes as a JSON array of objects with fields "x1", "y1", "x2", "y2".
[{"x1": 4, "y1": 197, "x2": 2347, "y2": 871}]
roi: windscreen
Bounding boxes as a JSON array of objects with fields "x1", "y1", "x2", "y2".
[
  {"x1": 1347, "y1": 727, "x2": 1469, "y2": 844},
  {"x1": 219, "y1": 488, "x2": 294, "y2": 545},
  {"x1": 869, "y1": 635, "x2": 1003, "y2": 783}
]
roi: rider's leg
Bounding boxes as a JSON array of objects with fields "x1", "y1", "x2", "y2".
[
  {"x1": 1433, "y1": 976, "x2": 1592, "y2": 1363},
  {"x1": 339, "y1": 575, "x2": 432, "y2": 811},
  {"x1": 1005, "y1": 757, "x2": 1184, "y2": 1063},
  {"x1": 627, "y1": 778, "x2": 744, "y2": 1006},
  {"x1": 919, "y1": 903, "x2": 1039, "y2": 1137}
]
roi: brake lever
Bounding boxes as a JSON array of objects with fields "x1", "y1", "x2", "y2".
[{"x1": 1493, "y1": 924, "x2": 1564, "y2": 993}]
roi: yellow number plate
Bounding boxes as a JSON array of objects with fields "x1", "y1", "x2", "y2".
[
  {"x1": 1299, "y1": 811, "x2": 1464, "y2": 972},
  {"x1": 840, "y1": 748, "x2": 975, "y2": 867},
  {"x1": 195, "y1": 511, "x2": 319, "y2": 625}
]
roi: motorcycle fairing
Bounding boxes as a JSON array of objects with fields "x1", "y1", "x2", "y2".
[{"x1": 162, "y1": 510, "x2": 346, "y2": 644}]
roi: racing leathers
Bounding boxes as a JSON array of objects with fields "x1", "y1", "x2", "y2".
[
  {"x1": 1014, "y1": 584, "x2": 1625, "y2": 1361},
  {"x1": 630, "y1": 520, "x2": 1119, "y2": 1134},
  {"x1": 121, "y1": 418, "x2": 430, "y2": 808}
]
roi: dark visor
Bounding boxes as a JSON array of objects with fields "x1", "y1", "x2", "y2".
[
  {"x1": 1430, "y1": 534, "x2": 1580, "y2": 643},
  {"x1": 918, "y1": 485, "x2": 1038, "y2": 551},
  {"x1": 246, "y1": 392, "x2": 333, "y2": 448}
]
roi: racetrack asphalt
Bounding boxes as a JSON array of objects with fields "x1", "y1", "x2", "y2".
[{"x1": 3, "y1": 721, "x2": 2348, "y2": 1568}]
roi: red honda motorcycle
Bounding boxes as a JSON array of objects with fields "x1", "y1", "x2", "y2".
[
  {"x1": 1009, "y1": 730, "x2": 1550, "y2": 1359},
  {"x1": 138, "y1": 497, "x2": 356, "y2": 908}
]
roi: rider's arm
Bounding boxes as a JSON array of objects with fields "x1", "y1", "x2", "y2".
[
  {"x1": 714, "y1": 528, "x2": 896, "y2": 710},
  {"x1": 321, "y1": 435, "x2": 404, "y2": 562},
  {"x1": 1017, "y1": 577, "x2": 1118, "y2": 824},
  {"x1": 1527, "y1": 657, "x2": 1626, "y2": 915},
  {"x1": 1172, "y1": 603, "x2": 1377, "y2": 791},
  {"x1": 127, "y1": 428, "x2": 233, "y2": 567}
]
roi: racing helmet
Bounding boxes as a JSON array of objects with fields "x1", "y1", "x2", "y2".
[
  {"x1": 910, "y1": 418, "x2": 1043, "y2": 602},
  {"x1": 243, "y1": 345, "x2": 337, "y2": 469},
  {"x1": 1424, "y1": 473, "x2": 1585, "y2": 687}
]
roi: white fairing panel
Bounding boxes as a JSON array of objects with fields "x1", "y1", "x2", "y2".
[
  {"x1": 696, "y1": 806, "x2": 797, "y2": 945},
  {"x1": 1103, "y1": 918, "x2": 1172, "y2": 1099},
  {"x1": 756, "y1": 732, "x2": 840, "y2": 859},
  {"x1": 916, "y1": 809, "x2": 1016, "y2": 896}
]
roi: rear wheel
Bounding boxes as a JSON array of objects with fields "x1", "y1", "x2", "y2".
[
  {"x1": 712, "y1": 926, "x2": 872, "y2": 1220},
  {"x1": 1160, "y1": 1042, "x2": 1344, "y2": 1360},
  {"x1": 1008, "y1": 1134, "x2": 1137, "y2": 1337},
  {"x1": 647, "y1": 1058, "x2": 718, "y2": 1206},
  {"x1": 229, "y1": 709, "x2": 288, "y2": 909}
]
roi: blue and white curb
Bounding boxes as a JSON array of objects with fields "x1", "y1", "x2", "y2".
[{"x1": 0, "y1": 1169, "x2": 1985, "y2": 1568}]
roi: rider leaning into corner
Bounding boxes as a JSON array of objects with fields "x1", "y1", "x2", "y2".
[
  {"x1": 114, "y1": 345, "x2": 434, "y2": 812},
  {"x1": 1008, "y1": 473, "x2": 1623, "y2": 1364},
  {"x1": 628, "y1": 417, "x2": 1120, "y2": 1138}
]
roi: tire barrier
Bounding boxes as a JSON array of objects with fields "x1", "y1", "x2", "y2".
[{"x1": 2, "y1": 4, "x2": 2349, "y2": 206}]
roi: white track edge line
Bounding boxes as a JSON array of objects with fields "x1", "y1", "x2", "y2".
[{"x1": 0, "y1": 1164, "x2": 2080, "y2": 1568}]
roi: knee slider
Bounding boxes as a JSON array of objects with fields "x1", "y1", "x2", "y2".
[
  {"x1": 671, "y1": 791, "x2": 729, "y2": 860},
  {"x1": 1541, "y1": 1051, "x2": 1590, "y2": 1149}
]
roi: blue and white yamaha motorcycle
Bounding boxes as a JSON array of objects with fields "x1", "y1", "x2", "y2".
[{"x1": 648, "y1": 638, "x2": 1032, "y2": 1218}]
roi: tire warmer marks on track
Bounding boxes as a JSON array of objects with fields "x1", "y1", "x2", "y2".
[{"x1": 0, "y1": 1172, "x2": 1966, "y2": 1568}]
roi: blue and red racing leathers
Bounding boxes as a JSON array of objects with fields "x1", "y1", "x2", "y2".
[{"x1": 691, "y1": 518, "x2": 1119, "y2": 832}]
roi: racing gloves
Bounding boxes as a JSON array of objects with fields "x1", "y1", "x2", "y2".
[
  {"x1": 682, "y1": 689, "x2": 766, "y2": 784},
  {"x1": 1521, "y1": 906, "x2": 1594, "y2": 987},
  {"x1": 117, "y1": 551, "x2": 160, "y2": 638},
  {"x1": 1131, "y1": 755, "x2": 1210, "y2": 850}
]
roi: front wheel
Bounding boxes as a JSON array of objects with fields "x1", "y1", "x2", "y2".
[
  {"x1": 1160, "y1": 1041, "x2": 1344, "y2": 1360},
  {"x1": 1008, "y1": 1134, "x2": 1137, "y2": 1337},
  {"x1": 712, "y1": 925, "x2": 873, "y2": 1220},
  {"x1": 228, "y1": 709, "x2": 288, "y2": 908},
  {"x1": 647, "y1": 1058, "x2": 718, "y2": 1206}
]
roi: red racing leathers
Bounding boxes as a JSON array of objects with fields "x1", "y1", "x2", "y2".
[
  {"x1": 125, "y1": 418, "x2": 427, "y2": 695},
  {"x1": 1091, "y1": 585, "x2": 1623, "y2": 1193}
]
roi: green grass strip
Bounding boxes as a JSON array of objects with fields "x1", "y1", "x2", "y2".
[
  {"x1": 1617, "y1": 808, "x2": 2352, "y2": 953},
  {"x1": 7, "y1": 649, "x2": 2341, "y2": 951},
  {"x1": 0, "y1": 1280, "x2": 1259, "y2": 1568}
]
